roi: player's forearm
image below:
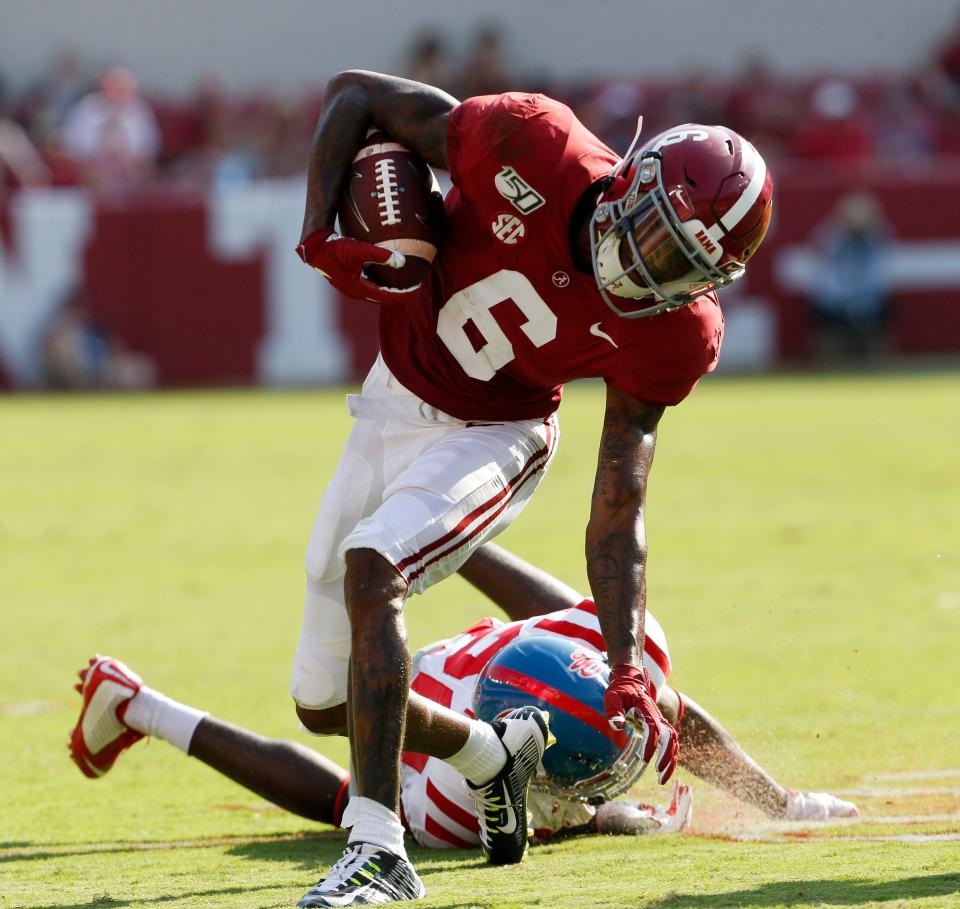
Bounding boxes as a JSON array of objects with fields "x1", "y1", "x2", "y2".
[
  {"x1": 586, "y1": 518, "x2": 645, "y2": 667},
  {"x1": 588, "y1": 390, "x2": 663, "y2": 668},
  {"x1": 458, "y1": 543, "x2": 583, "y2": 620},
  {"x1": 300, "y1": 74, "x2": 376, "y2": 240},
  {"x1": 676, "y1": 693, "x2": 788, "y2": 817}
]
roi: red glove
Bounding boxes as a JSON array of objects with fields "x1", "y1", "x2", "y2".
[
  {"x1": 295, "y1": 228, "x2": 422, "y2": 305},
  {"x1": 604, "y1": 664, "x2": 679, "y2": 785}
]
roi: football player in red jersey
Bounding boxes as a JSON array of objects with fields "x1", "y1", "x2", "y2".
[
  {"x1": 70, "y1": 544, "x2": 856, "y2": 856},
  {"x1": 290, "y1": 71, "x2": 773, "y2": 905}
]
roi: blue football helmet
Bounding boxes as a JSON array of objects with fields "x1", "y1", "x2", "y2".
[{"x1": 472, "y1": 634, "x2": 647, "y2": 802}]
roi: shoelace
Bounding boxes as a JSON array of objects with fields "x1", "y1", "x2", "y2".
[
  {"x1": 471, "y1": 783, "x2": 508, "y2": 845},
  {"x1": 317, "y1": 845, "x2": 381, "y2": 892}
]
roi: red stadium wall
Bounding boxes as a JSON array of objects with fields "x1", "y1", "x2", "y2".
[{"x1": 1, "y1": 168, "x2": 958, "y2": 390}]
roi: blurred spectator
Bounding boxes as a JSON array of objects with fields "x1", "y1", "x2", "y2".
[
  {"x1": 658, "y1": 69, "x2": 725, "y2": 128},
  {"x1": 158, "y1": 72, "x2": 253, "y2": 188},
  {"x1": 791, "y1": 78, "x2": 875, "y2": 165},
  {"x1": 724, "y1": 53, "x2": 801, "y2": 162},
  {"x1": 0, "y1": 77, "x2": 50, "y2": 194},
  {"x1": 809, "y1": 193, "x2": 893, "y2": 361},
  {"x1": 576, "y1": 80, "x2": 646, "y2": 155},
  {"x1": 243, "y1": 94, "x2": 307, "y2": 181},
  {"x1": 61, "y1": 66, "x2": 160, "y2": 193},
  {"x1": 4, "y1": 33, "x2": 960, "y2": 193},
  {"x1": 869, "y1": 80, "x2": 935, "y2": 161},
  {"x1": 928, "y1": 4, "x2": 960, "y2": 114},
  {"x1": 17, "y1": 50, "x2": 88, "y2": 146},
  {"x1": 404, "y1": 31, "x2": 458, "y2": 97},
  {"x1": 40, "y1": 289, "x2": 156, "y2": 391},
  {"x1": 460, "y1": 24, "x2": 512, "y2": 98}
]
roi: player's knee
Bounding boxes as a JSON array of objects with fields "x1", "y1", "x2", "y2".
[{"x1": 296, "y1": 703, "x2": 348, "y2": 737}]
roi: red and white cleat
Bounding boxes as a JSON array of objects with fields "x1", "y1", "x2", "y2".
[
  {"x1": 785, "y1": 788, "x2": 859, "y2": 820},
  {"x1": 69, "y1": 655, "x2": 144, "y2": 779}
]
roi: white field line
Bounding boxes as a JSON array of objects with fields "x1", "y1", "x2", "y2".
[
  {"x1": 741, "y1": 812, "x2": 960, "y2": 836},
  {"x1": 732, "y1": 832, "x2": 960, "y2": 844},
  {"x1": 852, "y1": 833, "x2": 960, "y2": 843},
  {"x1": 863, "y1": 813, "x2": 960, "y2": 824},
  {"x1": 0, "y1": 700, "x2": 60, "y2": 716},
  {"x1": 835, "y1": 786, "x2": 960, "y2": 797},
  {"x1": 864, "y1": 769, "x2": 960, "y2": 782}
]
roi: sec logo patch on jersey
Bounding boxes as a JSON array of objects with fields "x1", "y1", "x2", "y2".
[{"x1": 491, "y1": 212, "x2": 527, "y2": 245}]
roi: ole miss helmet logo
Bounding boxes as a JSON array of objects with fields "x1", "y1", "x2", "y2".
[{"x1": 568, "y1": 648, "x2": 604, "y2": 679}]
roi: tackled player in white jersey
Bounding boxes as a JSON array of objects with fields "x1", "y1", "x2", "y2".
[{"x1": 70, "y1": 543, "x2": 856, "y2": 890}]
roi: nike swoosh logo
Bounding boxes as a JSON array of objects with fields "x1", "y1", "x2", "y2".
[
  {"x1": 589, "y1": 322, "x2": 619, "y2": 348},
  {"x1": 499, "y1": 806, "x2": 518, "y2": 834}
]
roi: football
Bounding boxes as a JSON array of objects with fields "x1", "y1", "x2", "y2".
[{"x1": 337, "y1": 131, "x2": 445, "y2": 288}]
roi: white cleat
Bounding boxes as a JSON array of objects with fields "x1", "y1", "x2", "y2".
[
  {"x1": 297, "y1": 842, "x2": 425, "y2": 906},
  {"x1": 785, "y1": 788, "x2": 860, "y2": 820}
]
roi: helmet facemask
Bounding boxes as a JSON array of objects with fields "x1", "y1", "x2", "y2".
[{"x1": 532, "y1": 725, "x2": 648, "y2": 803}]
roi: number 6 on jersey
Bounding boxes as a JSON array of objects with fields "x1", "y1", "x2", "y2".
[{"x1": 436, "y1": 270, "x2": 558, "y2": 381}]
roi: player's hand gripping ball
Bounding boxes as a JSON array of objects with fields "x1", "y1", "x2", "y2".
[
  {"x1": 604, "y1": 663, "x2": 679, "y2": 785},
  {"x1": 296, "y1": 132, "x2": 444, "y2": 303}
]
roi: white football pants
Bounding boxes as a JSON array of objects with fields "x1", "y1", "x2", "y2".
[{"x1": 290, "y1": 355, "x2": 559, "y2": 710}]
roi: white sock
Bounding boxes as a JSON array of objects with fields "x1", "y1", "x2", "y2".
[
  {"x1": 123, "y1": 686, "x2": 208, "y2": 754},
  {"x1": 341, "y1": 796, "x2": 407, "y2": 857},
  {"x1": 445, "y1": 720, "x2": 506, "y2": 785}
]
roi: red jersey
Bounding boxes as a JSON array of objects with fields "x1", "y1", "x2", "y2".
[{"x1": 379, "y1": 93, "x2": 724, "y2": 422}]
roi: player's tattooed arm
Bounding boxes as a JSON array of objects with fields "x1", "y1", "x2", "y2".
[
  {"x1": 300, "y1": 70, "x2": 458, "y2": 241},
  {"x1": 586, "y1": 385, "x2": 665, "y2": 668}
]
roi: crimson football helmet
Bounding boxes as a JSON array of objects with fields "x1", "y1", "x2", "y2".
[{"x1": 591, "y1": 122, "x2": 773, "y2": 318}]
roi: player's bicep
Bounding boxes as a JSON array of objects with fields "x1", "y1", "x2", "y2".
[
  {"x1": 332, "y1": 70, "x2": 457, "y2": 170},
  {"x1": 590, "y1": 385, "x2": 664, "y2": 518}
]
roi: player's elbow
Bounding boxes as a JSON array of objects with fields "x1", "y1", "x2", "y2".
[
  {"x1": 326, "y1": 69, "x2": 393, "y2": 104},
  {"x1": 324, "y1": 70, "x2": 374, "y2": 110}
]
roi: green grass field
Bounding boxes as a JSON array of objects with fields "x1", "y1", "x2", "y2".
[{"x1": 2, "y1": 372, "x2": 959, "y2": 909}]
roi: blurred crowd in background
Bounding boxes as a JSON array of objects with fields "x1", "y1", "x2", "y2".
[
  {"x1": 6, "y1": 18, "x2": 960, "y2": 197},
  {"x1": 6, "y1": 19, "x2": 960, "y2": 390}
]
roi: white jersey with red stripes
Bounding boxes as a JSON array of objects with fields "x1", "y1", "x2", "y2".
[{"x1": 399, "y1": 599, "x2": 671, "y2": 849}]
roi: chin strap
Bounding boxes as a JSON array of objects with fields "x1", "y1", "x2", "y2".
[{"x1": 613, "y1": 115, "x2": 645, "y2": 179}]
